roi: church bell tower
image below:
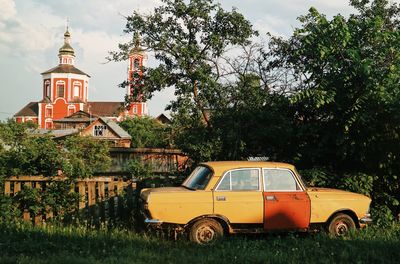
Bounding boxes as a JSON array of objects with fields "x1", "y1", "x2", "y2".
[{"x1": 125, "y1": 32, "x2": 148, "y2": 117}]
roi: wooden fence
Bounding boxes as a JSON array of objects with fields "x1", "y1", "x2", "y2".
[{"x1": 4, "y1": 175, "x2": 137, "y2": 225}]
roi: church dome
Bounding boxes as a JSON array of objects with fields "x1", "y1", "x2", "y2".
[{"x1": 58, "y1": 29, "x2": 75, "y2": 57}]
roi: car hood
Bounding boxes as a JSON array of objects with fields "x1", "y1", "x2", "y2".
[{"x1": 140, "y1": 186, "x2": 189, "y2": 201}]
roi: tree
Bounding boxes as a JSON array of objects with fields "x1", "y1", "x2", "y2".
[
  {"x1": 60, "y1": 135, "x2": 111, "y2": 179},
  {"x1": 108, "y1": 0, "x2": 256, "y2": 127},
  {"x1": 270, "y1": 0, "x2": 400, "y2": 218},
  {"x1": 0, "y1": 120, "x2": 61, "y2": 177},
  {"x1": 0, "y1": 120, "x2": 111, "y2": 178},
  {"x1": 119, "y1": 116, "x2": 170, "y2": 148}
]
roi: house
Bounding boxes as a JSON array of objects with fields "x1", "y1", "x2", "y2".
[{"x1": 81, "y1": 117, "x2": 132, "y2": 148}]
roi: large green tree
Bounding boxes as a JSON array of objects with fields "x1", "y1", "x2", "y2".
[
  {"x1": 270, "y1": 0, "x2": 400, "y2": 216},
  {"x1": 108, "y1": 0, "x2": 256, "y2": 127},
  {"x1": 119, "y1": 116, "x2": 170, "y2": 148}
]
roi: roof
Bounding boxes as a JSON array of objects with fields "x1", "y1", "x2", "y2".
[
  {"x1": 59, "y1": 42, "x2": 75, "y2": 56},
  {"x1": 86, "y1": 102, "x2": 124, "y2": 117},
  {"x1": 202, "y1": 161, "x2": 296, "y2": 177},
  {"x1": 99, "y1": 117, "x2": 131, "y2": 139},
  {"x1": 30, "y1": 128, "x2": 79, "y2": 138},
  {"x1": 53, "y1": 117, "x2": 93, "y2": 123},
  {"x1": 156, "y1": 113, "x2": 171, "y2": 124},
  {"x1": 41, "y1": 64, "x2": 90, "y2": 77},
  {"x1": 53, "y1": 110, "x2": 96, "y2": 123},
  {"x1": 14, "y1": 102, "x2": 39, "y2": 117}
]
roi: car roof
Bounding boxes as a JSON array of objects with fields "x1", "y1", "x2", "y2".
[{"x1": 201, "y1": 161, "x2": 296, "y2": 176}]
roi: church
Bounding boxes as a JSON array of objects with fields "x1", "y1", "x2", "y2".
[{"x1": 14, "y1": 27, "x2": 148, "y2": 129}]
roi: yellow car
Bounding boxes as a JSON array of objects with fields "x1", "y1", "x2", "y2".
[{"x1": 140, "y1": 161, "x2": 372, "y2": 244}]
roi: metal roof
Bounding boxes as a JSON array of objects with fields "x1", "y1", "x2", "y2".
[
  {"x1": 14, "y1": 102, "x2": 38, "y2": 117},
  {"x1": 99, "y1": 117, "x2": 131, "y2": 139},
  {"x1": 41, "y1": 64, "x2": 90, "y2": 77}
]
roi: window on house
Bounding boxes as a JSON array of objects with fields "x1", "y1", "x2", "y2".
[
  {"x1": 133, "y1": 106, "x2": 138, "y2": 114},
  {"x1": 93, "y1": 125, "x2": 107, "y2": 136},
  {"x1": 73, "y1": 84, "x2": 80, "y2": 97},
  {"x1": 68, "y1": 107, "x2": 75, "y2": 116},
  {"x1": 134, "y1": 58, "x2": 140, "y2": 69},
  {"x1": 45, "y1": 121, "x2": 52, "y2": 129},
  {"x1": 57, "y1": 83, "x2": 65, "y2": 98},
  {"x1": 45, "y1": 107, "x2": 53, "y2": 118},
  {"x1": 45, "y1": 82, "x2": 50, "y2": 98}
]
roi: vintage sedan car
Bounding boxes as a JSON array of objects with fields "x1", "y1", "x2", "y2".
[{"x1": 140, "y1": 161, "x2": 372, "y2": 244}]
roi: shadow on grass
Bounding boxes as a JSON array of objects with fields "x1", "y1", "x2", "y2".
[{"x1": 0, "y1": 223, "x2": 399, "y2": 264}]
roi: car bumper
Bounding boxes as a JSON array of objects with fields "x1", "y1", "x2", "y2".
[
  {"x1": 359, "y1": 216, "x2": 373, "y2": 225},
  {"x1": 145, "y1": 218, "x2": 163, "y2": 225}
]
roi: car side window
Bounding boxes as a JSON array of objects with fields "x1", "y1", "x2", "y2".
[
  {"x1": 216, "y1": 168, "x2": 260, "y2": 191},
  {"x1": 263, "y1": 169, "x2": 300, "y2": 191}
]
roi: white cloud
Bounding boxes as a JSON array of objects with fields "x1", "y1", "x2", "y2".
[{"x1": 0, "y1": 0, "x2": 17, "y2": 20}]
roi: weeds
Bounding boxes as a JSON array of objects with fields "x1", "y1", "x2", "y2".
[{"x1": 0, "y1": 223, "x2": 399, "y2": 264}]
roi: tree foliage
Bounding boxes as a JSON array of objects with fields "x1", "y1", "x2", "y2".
[
  {"x1": 0, "y1": 120, "x2": 111, "y2": 178},
  {"x1": 109, "y1": 0, "x2": 256, "y2": 127},
  {"x1": 270, "y1": 0, "x2": 400, "y2": 218},
  {"x1": 119, "y1": 116, "x2": 170, "y2": 148}
]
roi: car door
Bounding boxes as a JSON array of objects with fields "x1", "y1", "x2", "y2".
[
  {"x1": 213, "y1": 168, "x2": 264, "y2": 224},
  {"x1": 263, "y1": 168, "x2": 311, "y2": 230}
]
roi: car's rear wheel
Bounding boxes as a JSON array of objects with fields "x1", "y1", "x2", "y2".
[
  {"x1": 189, "y1": 218, "x2": 223, "y2": 244},
  {"x1": 328, "y1": 213, "x2": 356, "y2": 236}
]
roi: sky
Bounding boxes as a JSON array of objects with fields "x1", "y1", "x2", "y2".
[{"x1": 0, "y1": 0, "x2": 383, "y2": 121}]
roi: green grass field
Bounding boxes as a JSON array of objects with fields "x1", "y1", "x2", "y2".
[{"x1": 1, "y1": 223, "x2": 399, "y2": 264}]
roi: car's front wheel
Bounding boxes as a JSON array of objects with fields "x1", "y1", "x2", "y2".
[
  {"x1": 189, "y1": 218, "x2": 223, "y2": 244},
  {"x1": 328, "y1": 213, "x2": 356, "y2": 236}
]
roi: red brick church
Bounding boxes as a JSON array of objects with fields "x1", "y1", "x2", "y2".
[{"x1": 14, "y1": 28, "x2": 148, "y2": 128}]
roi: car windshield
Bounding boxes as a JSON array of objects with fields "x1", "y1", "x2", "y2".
[{"x1": 182, "y1": 166, "x2": 213, "y2": 190}]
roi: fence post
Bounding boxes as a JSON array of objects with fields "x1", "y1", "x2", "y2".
[
  {"x1": 4, "y1": 181, "x2": 11, "y2": 196},
  {"x1": 77, "y1": 181, "x2": 86, "y2": 210}
]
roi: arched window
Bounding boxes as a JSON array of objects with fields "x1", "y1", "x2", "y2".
[
  {"x1": 45, "y1": 105, "x2": 53, "y2": 118},
  {"x1": 73, "y1": 82, "x2": 81, "y2": 97},
  {"x1": 44, "y1": 81, "x2": 51, "y2": 98},
  {"x1": 56, "y1": 82, "x2": 65, "y2": 98},
  {"x1": 134, "y1": 58, "x2": 140, "y2": 69}
]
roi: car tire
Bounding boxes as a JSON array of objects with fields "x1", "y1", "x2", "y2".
[
  {"x1": 328, "y1": 213, "x2": 356, "y2": 236},
  {"x1": 189, "y1": 218, "x2": 223, "y2": 244}
]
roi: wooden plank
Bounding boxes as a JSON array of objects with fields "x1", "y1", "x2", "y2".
[
  {"x1": 46, "y1": 210, "x2": 53, "y2": 220},
  {"x1": 34, "y1": 215, "x2": 42, "y2": 226},
  {"x1": 117, "y1": 179, "x2": 124, "y2": 195},
  {"x1": 7, "y1": 176, "x2": 66, "y2": 181},
  {"x1": 88, "y1": 182, "x2": 96, "y2": 206},
  {"x1": 23, "y1": 210, "x2": 30, "y2": 222},
  {"x1": 78, "y1": 181, "x2": 86, "y2": 209},
  {"x1": 98, "y1": 182, "x2": 105, "y2": 201},
  {"x1": 4, "y1": 181, "x2": 11, "y2": 196},
  {"x1": 81, "y1": 177, "x2": 112, "y2": 183},
  {"x1": 14, "y1": 182, "x2": 21, "y2": 193},
  {"x1": 108, "y1": 181, "x2": 115, "y2": 197}
]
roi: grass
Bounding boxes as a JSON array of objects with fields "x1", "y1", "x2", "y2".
[{"x1": 1, "y1": 223, "x2": 399, "y2": 264}]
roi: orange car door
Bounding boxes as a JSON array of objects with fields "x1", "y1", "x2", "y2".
[{"x1": 263, "y1": 168, "x2": 311, "y2": 230}]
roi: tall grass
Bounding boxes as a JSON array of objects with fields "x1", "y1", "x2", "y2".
[{"x1": 1, "y1": 223, "x2": 399, "y2": 264}]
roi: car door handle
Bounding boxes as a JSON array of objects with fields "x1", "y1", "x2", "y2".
[
  {"x1": 216, "y1": 196, "x2": 226, "y2": 201},
  {"x1": 266, "y1": 195, "x2": 277, "y2": 201}
]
